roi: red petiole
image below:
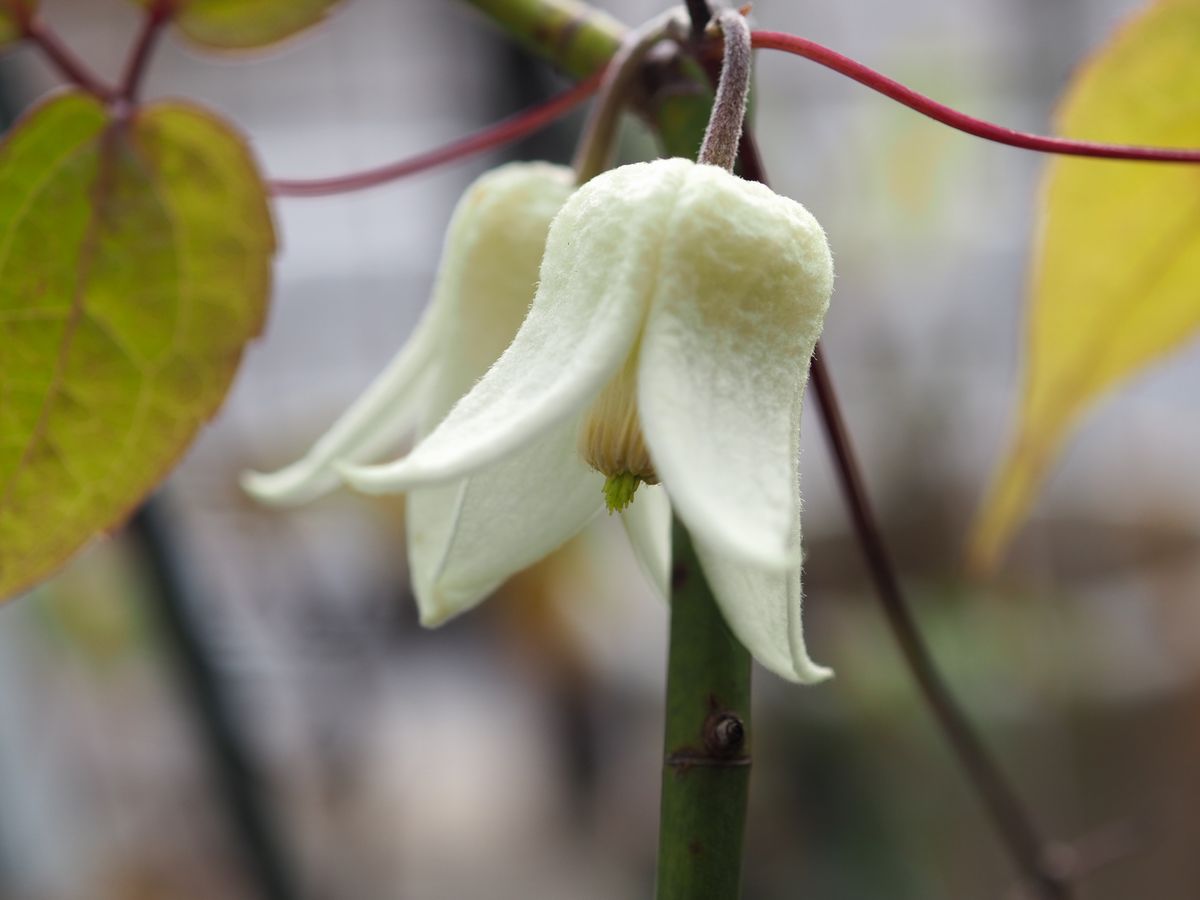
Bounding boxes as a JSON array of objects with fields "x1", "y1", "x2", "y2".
[
  {"x1": 270, "y1": 70, "x2": 603, "y2": 197},
  {"x1": 21, "y1": 16, "x2": 117, "y2": 102},
  {"x1": 16, "y1": 13, "x2": 1200, "y2": 196},
  {"x1": 751, "y1": 30, "x2": 1200, "y2": 163},
  {"x1": 273, "y1": 28, "x2": 1200, "y2": 198}
]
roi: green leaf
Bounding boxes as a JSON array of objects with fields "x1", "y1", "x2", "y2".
[
  {"x1": 162, "y1": 0, "x2": 344, "y2": 50},
  {"x1": 0, "y1": 0, "x2": 36, "y2": 45},
  {"x1": 969, "y1": 0, "x2": 1200, "y2": 572},
  {"x1": 0, "y1": 92, "x2": 275, "y2": 600}
]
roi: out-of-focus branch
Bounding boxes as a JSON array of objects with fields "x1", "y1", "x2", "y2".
[
  {"x1": 804, "y1": 344, "x2": 1070, "y2": 900},
  {"x1": 22, "y1": 17, "x2": 117, "y2": 101},
  {"x1": 750, "y1": 31, "x2": 1200, "y2": 163},
  {"x1": 118, "y1": 0, "x2": 173, "y2": 104},
  {"x1": 272, "y1": 71, "x2": 602, "y2": 197},
  {"x1": 130, "y1": 500, "x2": 302, "y2": 900},
  {"x1": 457, "y1": 0, "x2": 624, "y2": 81}
]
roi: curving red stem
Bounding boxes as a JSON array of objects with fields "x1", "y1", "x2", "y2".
[
  {"x1": 270, "y1": 71, "x2": 603, "y2": 197},
  {"x1": 752, "y1": 30, "x2": 1200, "y2": 163},
  {"x1": 270, "y1": 26, "x2": 1200, "y2": 200}
]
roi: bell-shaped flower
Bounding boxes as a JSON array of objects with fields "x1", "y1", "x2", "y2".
[
  {"x1": 243, "y1": 161, "x2": 590, "y2": 621},
  {"x1": 339, "y1": 157, "x2": 835, "y2": 683}
]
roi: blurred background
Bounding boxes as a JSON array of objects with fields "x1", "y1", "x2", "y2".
[{"x1": 3, "y1": 0, "x2": 1200, "y2": 897}]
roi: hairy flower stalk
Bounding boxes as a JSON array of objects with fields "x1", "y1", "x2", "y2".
[{"x1": 698, "y1": 8, "x2": 751, "y2": 170}]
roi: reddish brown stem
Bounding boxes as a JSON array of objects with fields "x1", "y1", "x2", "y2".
[
  {"x1": 273, "y1": 18, "x2": 1200, "y2": 201},
  {"x1": 684, "y1": 0, "x2": 712, "y2": 37},
  {"x1": 752, "y1": 30, "x2": 1200, "y2": 163},
  {"x1": 809, "y1": 348, "x2": 1070, "y2": 900},
  {"x1": 22, "y1": 17, "x2": 117, "y2": 101},
  {"x1": 120, "y1": 0, "x2": 173, "y2": 104},
  {"x1": 270, "y1": 70, "x2": 602, "y2": 197},
  {"x1": 737, "y1": 129, "x2": 1070, "y2": 900}
]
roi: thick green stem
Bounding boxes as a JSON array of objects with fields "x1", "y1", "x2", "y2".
[
  {"x1": 656, "y1": 517, "x2": 752, "y2": 900},
  {"x1": 459, "y1": 0, "x2": 715, "y2": 161},
  {"x1": 458, "y1": 0, "x2": 623, "y2": 80}
]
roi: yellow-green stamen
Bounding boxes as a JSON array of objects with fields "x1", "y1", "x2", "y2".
[{"x1": 603, "y1": 472, "x2": 642, "y2": 513}]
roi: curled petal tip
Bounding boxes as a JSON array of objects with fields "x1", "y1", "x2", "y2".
[
  {"x1": 336, "y1": 455, "x2": 457, "y2": 494},
  {"x1": 416, "y1": 603, "x2": 454, "y2": 629},
  {"x1": 758, "y1": 638, "x2": 834, "y2": 685},
  {"x1": 790, "y1": 660, "x2": 835, "y2": 686},
  {"x1": 240, "y1": 466, "x2": 321, "y2": 507},
  {"x1": 334, "y1": 459, "x2": 409, "y2": 495}
]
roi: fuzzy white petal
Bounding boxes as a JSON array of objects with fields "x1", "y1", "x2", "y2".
[
  {"x1": 619, "y1": 485, "x2": 672, "y2": 601},
  {"x1": 416, "y1": 163, "x2": 577, "y2": 433},
  {"x1": 639, "y1": 163, "x2": 832, "y2": 569},
  {"x1": 408, "y1": 417, "x2": 604, "y2": 626},
  {"x1": 242, "y1": 161, "x2": 573, "y2": 506},
  {"x1": 694, "y1": 538, "x2": 832, "y2": 684},
  {"x1": 240, "y1": 310, "x2": 440, "y2": 505},
  {"x1": 341, "y1": 159, "x2": 697, "y2": 494}
]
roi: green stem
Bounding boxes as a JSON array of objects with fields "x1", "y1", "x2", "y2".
[
  {"x1": 458, "y1": 0, "x2": 623, "y2": 80},
  {"x1": 460, "y1": 4, "x2": 741, "y2": 895},
  {"x1": 657, "y1": 517, "x2": 752, "y2": 900},
  {"x1": 459, "y1": 0, "x2": 715, "y2": 161}
]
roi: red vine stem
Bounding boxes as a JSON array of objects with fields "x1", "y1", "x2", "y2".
[
  {"x1": 270, "y1": 70, "x2": 603, "y2": 197},
  {"x1": 734, "y1": 97, "x2": 1071, "y2": 900},
  {"x1": 807, "y1": 349, "x2": 1071, "y2": 900},
  {"x1": 271, "y1": 26, "x2": 1200, "y2": 201},
  {"x1": 119, "y1": 0, "x2": 174, "y2": 104},
  {"x1": 22, "y1": 17, "x2": 117, "y2": 102},
  {"x1": 751, "y1": 30, "x2": 1200, "y2": 163}
]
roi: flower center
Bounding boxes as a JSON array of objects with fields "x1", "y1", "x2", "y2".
[{"x1": 578, "y1": 352, "x2": 658, "y2": 511}]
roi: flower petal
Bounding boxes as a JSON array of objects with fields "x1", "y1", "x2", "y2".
[
  {"x1": 408, "y1": 417, "x2": 603, "y2": 625},
  {"x1": 619, "y1": 485, "x2": 672, "y2": 601},
  {"x1": 417, "y1": 162, "x2": 577, "y2": 432},
  {"x1": 242, "y1": 161, "x2": 574, "y2": 506},
  {"x1": 341, "y1": 159, "x2": 697, "y2": 494},
  {"x1": 240, "y1": 309, "x2": 439, "y2": 505},
  {"x1": 694, "y1": 537, "x2": 832, "y2": 684},
  {"x1": 638, "y1": 164, "x2": 832, "y2": 569}
]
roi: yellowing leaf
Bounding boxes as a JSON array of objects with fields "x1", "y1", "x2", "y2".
[
  {"x1": 164, "y1": 0, "x2": 344, "y2": 50},
  {"x1": 969, "y1": 0, "x2": 1200, "y2": 573},
  {"x1": 0, "y1": 0, "x2": 37, "y2": 45},
  {"x1": 0, "y1": 92, "x2": 275, "y2": 600}
]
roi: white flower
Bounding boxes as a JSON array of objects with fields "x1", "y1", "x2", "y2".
[
  {"x1": 337, "y1": 157, "x2": 835, "y2": 683},
  {"x1": 243, "y1": 161, "x2": 590, "y2": 622}
]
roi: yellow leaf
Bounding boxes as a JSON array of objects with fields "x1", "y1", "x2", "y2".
[
  {"x1": 0, "y1": 93, "x2": 275, "y2": 600},
  {"x1": 969, "y1": 0, "x2": 1200, "y2": 572}
]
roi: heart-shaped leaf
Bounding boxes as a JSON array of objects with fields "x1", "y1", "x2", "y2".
[{"x1": 0, "y1": 92, "x2": 275, "y2": 600}]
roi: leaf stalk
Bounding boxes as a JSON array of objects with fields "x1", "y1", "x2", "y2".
[{"x1": 22, "y1": 17, "x2": 117, "y2": 101}]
